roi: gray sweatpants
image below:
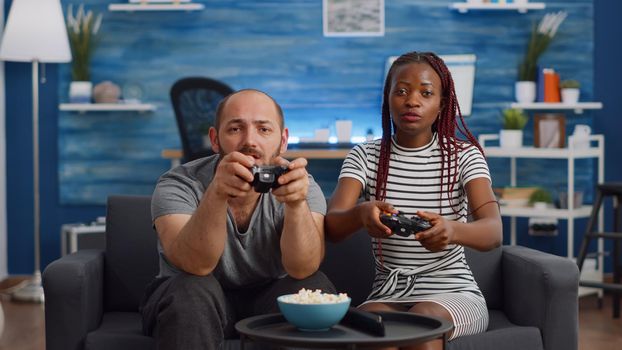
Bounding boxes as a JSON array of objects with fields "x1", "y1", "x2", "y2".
[{"x1": 140, "y1": 271, "x2": 336, "y2": 350}]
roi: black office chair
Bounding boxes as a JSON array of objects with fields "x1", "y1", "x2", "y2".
[{"x1": 170, "y1": 77, "x2": 234, "y2": 163}]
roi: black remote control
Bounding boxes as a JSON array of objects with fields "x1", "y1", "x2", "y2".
[
  {"x1": 340, "y1": 308, "x2": 385, "y2": 336},
  {"x1": 380, "y1": 211, "x2": 432, "y2": 237},
  {"x1": 250, "y1": 165, "x2": 289, "y2": 193}
]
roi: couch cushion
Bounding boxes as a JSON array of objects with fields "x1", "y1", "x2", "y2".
[
  {"x1": 464, "y1": 246, "x2": 503, "y2": 309},
  {"x1": 105, "y1": 195, "x2": 159, "y2": 312},
  {"x1": 85, "y1": 312, "x2": 154, "y2": 350},
  {"x1": 321, "y1": 229, "x2": 375, "y2": 306},
  {"x1": 448, "y1": 310, "x2": 543, "y2": 350}
]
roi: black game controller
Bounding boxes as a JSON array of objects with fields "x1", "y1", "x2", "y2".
[
  {"x1": 379, "y1": 211, "x2": 432, "y2": 237},
  {"x1": 251, "y1": 165, "x2": 289, "y2": 193}
]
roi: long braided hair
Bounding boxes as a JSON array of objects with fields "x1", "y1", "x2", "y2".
[{"x1": 375, "y1": 51, "x2": 483, "y2": 214}]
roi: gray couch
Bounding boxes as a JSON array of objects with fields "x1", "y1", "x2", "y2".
[{"x1": 43, "y1": 195, "x2": 579, "y2": 350}]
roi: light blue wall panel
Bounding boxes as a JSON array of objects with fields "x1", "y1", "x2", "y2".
[{"x1": 58, "y1": 0, "x2": 595, "y2": 204}]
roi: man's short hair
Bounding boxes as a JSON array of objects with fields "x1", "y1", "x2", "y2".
[{"x1": 214, "y1": 89, "x2": 284, "y2": 131}]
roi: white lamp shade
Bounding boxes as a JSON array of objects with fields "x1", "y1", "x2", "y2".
[{"x1": 0, "y1": 0, "x2": 71, "y2": 63}]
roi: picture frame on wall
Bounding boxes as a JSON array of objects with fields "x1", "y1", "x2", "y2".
[
  {"x1": 534, "y1": 113, "x2": 566, "y2": 148},
  {"x1": 323, "y1": 0, "x2": 385, "y2": 37}
]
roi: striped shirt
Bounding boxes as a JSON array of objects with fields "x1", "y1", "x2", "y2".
[{"x1": 339, "y1": 133, "x2": 491, "y2": 302}]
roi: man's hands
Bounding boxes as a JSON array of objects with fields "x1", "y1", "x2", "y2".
[
  {"x1": 271, "y1": 157, "x2": 309, "y2": 206},
  {"x1": 209, "y1": 153, "x2": 310, "y2": 207},
  {"x1": 210, "y1": 152, "x2": 255, "y2": 199}
]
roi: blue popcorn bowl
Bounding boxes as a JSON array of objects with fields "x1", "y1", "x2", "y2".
[{"x1": 277, "y1": 294, "x2": 351, "y2": 331}]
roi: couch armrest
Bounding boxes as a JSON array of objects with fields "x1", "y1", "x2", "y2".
[
  {"x1": 42, "y1": 249, "x2": 105, "y2": 350},
  {"x1": 502, "y1": 245, "x2": 579, "y2": 350}
]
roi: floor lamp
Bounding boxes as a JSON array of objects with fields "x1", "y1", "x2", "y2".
[{"x1": 0, "y1": 0, "x2": 71, "y2": 302}]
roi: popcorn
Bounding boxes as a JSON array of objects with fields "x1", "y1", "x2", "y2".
[{"x1": 281, "y1": 288, "x2": 349, "y2": 304}]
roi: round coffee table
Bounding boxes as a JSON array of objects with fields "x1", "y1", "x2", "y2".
[{"x1": 235, "y1": 311, "x2": 453, "y2": 349}]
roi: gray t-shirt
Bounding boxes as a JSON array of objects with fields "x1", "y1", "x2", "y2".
[{"x1": 151, "y1": 154, "x2": 327, "y2": 289}]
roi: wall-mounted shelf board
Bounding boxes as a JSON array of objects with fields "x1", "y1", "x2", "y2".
[
  {"x1": 449, "y1": 2, "x2": 546, "y2": 14},
  {"x1": 500, "y1": 205, "x2": 593, "y2": 219},
  {"x1": 108, "y1": 3, "x2": 204, "y2": 12},
  {"x1": 482, "y1": 145, "x2": 602, "y2": 159},
  {"x1": 510, "y1": 102, "x2": 603, "y2": 114},
  {"x1": 59, "y1": 103, "x2": 157, "y2": 113}
]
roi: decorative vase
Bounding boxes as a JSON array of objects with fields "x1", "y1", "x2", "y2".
[
  {"x1": 515, "y1": 81, "x2": 536, "y2": 103},
  {"x1": 533, "y1": 202, "x2": 549, "y2": 210},
  {"x1": 69, "y1": 81, "x2": 93, "y2": 103},
  {"x1": 499, "y1": 129, "x2": 523, "y2": 148},
  {"x1": 93, "y1": 81, "x2": 121, "y2": 104},
  {"x1": 561, "y1": 88, "x2": 580, "y2": 104}
]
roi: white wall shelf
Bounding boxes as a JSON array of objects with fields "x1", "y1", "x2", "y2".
[
  {"x1": 449, "y1": 2, "x2": 545, "y2": 14},
  {"x1": 59, "y1": 103, "x2": 157, "y2": 113},
  {"x1": 482, "y1": 145, "x2": 602, "y2": 159},
  {"x1": 500, "y1": 205, "x2": 593, "y2": 219},
  {"x1": 510, "y1": 102, "x2": 603, "y2": 114},
  {"x1": 108, "y1": 3, "x2": 204, "y2": 12}
]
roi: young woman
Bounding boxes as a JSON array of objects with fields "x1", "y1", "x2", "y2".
[{"x1": 325, "y1": 51, "x2": 502, "y2": 350}]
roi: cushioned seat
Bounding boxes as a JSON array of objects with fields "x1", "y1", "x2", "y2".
[
  {"x1": 85, "y1": 313, "x2": 154, "y2": 350},
  {"x1": 43, "y1": 195, "x2": 579, "y2": 350},
  {"x1": 447, "y1": 310, "x2": 543, "y2": 350}
]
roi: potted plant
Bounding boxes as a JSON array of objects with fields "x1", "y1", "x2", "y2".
[
  {"x1": 560, "y1": 79, "x2": 580, "y2": 104},
  {"x1": 66, "y1": 4, "x2": 103, "y2": 103},
  {"x1": 500, "y1": 108, "x2": 528, "y2": 148},
  {"x1": 516, "y1": 11, "x2": 567, "y2": 103},
  {"x1": 528, "y1": 187, "x2": 553, "y2": 209}
]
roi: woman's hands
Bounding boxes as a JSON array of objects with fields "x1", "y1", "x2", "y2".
[
  {"x1": 359, "y1": 201, "x2": 455, "y2": 251},
  {"x1": 358, "y1": 200, "x2": 398, "y2": 238},
  {"x1": 414, "y1": 211, "x2": 456, "y2": 252}
]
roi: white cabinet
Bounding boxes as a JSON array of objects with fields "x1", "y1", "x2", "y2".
[
  {"x1": 479, "y1": 133, "x2": 604, "y2": 295},
  {"x1": 479, "y1": 133, "x2": 604, "y2": 256},
  {"x1": 478, "y1": 134, "x2": 605, "y2": 295}
]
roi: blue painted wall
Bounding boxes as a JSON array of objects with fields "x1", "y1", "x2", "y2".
[
  {"x1": 6, "y1": 0, "x2": 614, "y2": 274},
  {"x1": 592, "y1": 0, "x2": 622, "y2": 270}
]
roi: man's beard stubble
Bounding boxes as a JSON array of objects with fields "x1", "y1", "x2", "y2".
[{"x1": 218, "y1": 143, "x2": 281, "y2": 164}]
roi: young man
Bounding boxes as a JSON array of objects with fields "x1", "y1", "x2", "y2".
[{"x1": 141, "y1": 89, "x2": 334, "y2": 349}]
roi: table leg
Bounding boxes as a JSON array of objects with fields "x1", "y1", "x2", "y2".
[
  {"x1": 239, "y1": 334, "x2": 246, "y2": 350},
  {"x1": 442, "y1": 333, "x2": 447, "y2": 350}
]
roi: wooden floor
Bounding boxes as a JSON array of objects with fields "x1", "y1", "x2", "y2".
[{"x1": 0, "y1": 280, "x2": 619, "y2": 349}]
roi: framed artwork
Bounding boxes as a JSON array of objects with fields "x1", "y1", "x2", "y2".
[
  {"x1": 323, "y1": 0, "x2": 385, "y2": 37},
  {"x1": 534, "y1": 114, "x2": 566, "y2": 148}
]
